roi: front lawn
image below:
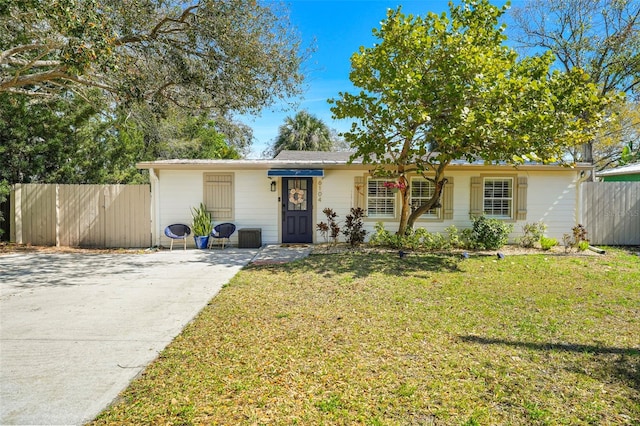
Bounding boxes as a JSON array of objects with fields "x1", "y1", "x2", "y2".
[{"x1": 93, "y1": 249, "x2": 639, "y2": 425}]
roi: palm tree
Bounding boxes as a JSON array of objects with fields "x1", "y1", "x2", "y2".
[{"x1": 271, "y1": 111, "x2": 333, "y2": 157}]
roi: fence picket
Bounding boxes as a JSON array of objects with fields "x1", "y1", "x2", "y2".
[{"x1": 582, "y1": 182, "x2": 640, "y2": 245}]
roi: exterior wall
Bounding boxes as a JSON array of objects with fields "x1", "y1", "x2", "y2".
[
  {"x1": 156, "y1": 166, "x2": 582, "y2": 247},
  {"x1": 314, "y1": 168, "x2": 580, "y2": 243},
  {"x1": 156, "y1": 169, "x2": 280, "y2": 247},
  {"x1": 235, "y1": 171, "x2": 279, "y2": 244},
  {"x1": 521, "y1": 170, "x2": 580, "y2": 240}
]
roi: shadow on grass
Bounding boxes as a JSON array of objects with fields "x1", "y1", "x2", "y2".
[
  {"x1": 460, "y1": 335, "x2": 640, "y2": 392},
  {"x1": 247, "y1": 251, "x2": 462, "y2": 278}
]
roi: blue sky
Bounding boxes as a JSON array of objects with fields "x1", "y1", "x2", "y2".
[{"x1": 241, "y1": 0, "x2": 517, "y2": 158}]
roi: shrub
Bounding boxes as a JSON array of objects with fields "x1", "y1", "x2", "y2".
[
  {"x1": 343, "y1": 208, "x2": 367, "y2": 247},
  {"x1": 469, "y1": 216, "x2": 513, "y2": 250},
  {"x1": 368, "y1": 222, "x2": 391, "y2": 246},
  {"x1": 317, "y1": 208, "x2": 340, "y2": 245},
  {"x1": 518, "y1": 221, "x2": 547, "y2": 248},
  {"x1": 540, "y1": 236, "x2": 558, "y2": 250},
  {"x1": 563, "y1": 224, "x2": 589, "y2": 252},
  {"x1": 572, "y1": 224, "x2": 588, "y2": 246},
  {"x1": 369, "y1": 223, "x2": 475, "y2": 251}
]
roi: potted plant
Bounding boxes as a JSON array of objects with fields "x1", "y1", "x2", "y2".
[{"x1": 191, "y1": 202, "x2": 213, "y2": 249}]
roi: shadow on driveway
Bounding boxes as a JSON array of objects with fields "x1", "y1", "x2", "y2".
[{"x1": 0, "y1": 249, "x2": 257, "y2": 425}]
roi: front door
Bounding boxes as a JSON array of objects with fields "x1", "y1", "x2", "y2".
[{"x1": 282, "y1": 177, "x2": 313, "y2": 243}]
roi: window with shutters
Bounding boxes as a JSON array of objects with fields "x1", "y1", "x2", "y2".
[
  {"x1": 367, "y1": 178, "x2": 395, "y2": 218},
  {"x1": 483, "y1": 177, "x2": 513, "y2": 218},
  {"x1": 203, "y1": 173, "x2": 234, "y2": 221}
]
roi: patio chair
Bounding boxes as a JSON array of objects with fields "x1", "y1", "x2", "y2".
[
  {"x1": 164, "y1": 224, "x2": 191, "y2": 251},
  {"x1": 208, "y1": 223, "x2": 236, "y2": 249}
]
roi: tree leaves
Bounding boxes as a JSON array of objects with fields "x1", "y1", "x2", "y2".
[
  {"x1": 0, "y1": 0, "x2": 305, "y2": 115},
  {"x1": 331, "y1": 0, "x2": 609, "y2": 234}
]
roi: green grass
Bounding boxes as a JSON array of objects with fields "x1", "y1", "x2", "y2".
[{"x1": 92, "y1": 249, "x2": 640, "y2": 425}]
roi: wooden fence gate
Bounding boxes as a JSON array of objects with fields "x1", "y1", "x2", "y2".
[
  {"x1": 11, "y1": 184, "x2": 151, "y2": 248},
  {"x1": 581, "y1": 182, "x2": 640, "y2": 246}
]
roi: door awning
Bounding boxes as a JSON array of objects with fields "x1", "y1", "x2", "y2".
[{"x1": 267, "y1": 169, "x2": 324, "y2": 177}]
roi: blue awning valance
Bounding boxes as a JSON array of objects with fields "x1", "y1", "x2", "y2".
[{"x1": 267, "y1": 169, "x2": 324, "y2": 177}]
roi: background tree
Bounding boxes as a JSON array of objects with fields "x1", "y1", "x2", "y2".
[
  {"x1": 331, "y1": 0, "x2": 609, "y2": 235},
  {"x1": 509, "y1": 0, "x2": 640, "y2": 167},
  {"x1": 0, "y1": 0, "x2": 305, "y2": 117},
  {"x1": 589, "y1": 100, "x2": 640, "y2": 168},
  {"x1": 268, "y1": 110, "x2": 335, "y2": 157},
  {"x1": 0, "y1": 94, "x2": 240, "y2": 185}
]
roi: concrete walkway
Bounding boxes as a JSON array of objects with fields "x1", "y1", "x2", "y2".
[{"x1": 0, "y1": 246, "x2": 310, "y2": 425}]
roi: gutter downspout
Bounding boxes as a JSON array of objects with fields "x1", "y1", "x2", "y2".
[{"x1": 149, "y1": 168, "x2": 161, "y2": 248}]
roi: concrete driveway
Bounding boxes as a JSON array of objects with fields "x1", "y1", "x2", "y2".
[{"x1": 0, "y1": 249, "x2": 258, "y2": 425}]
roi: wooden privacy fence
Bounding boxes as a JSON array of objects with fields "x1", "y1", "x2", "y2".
[
  {"x1": 582, "y1": 182, "x2": 640, "y2": 246},
  {"x1": 11, "y1": 184, "x2": 151, "y2": 248}
]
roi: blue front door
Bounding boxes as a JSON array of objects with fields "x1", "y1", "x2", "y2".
[{"x1": 282, "y1": 177, "x2": 313, "y2": 243}]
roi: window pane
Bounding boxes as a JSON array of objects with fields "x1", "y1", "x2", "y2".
[
  {"x1": 367, "y1": 179, "x2": 395, "y2": 218},
  {"x1": 483, "y1": 178, "x2": 512, "y2": 218},
  {"x1": 288, "y1": 179, "x2": 307, "y2": 211},
  {"x1": 410, "y1": 179, "x2": 437, "y2": 217}
]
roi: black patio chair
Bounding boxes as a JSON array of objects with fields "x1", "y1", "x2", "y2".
[
  {"x1": 208, "y1": 223, "x2": 236, "y2": 249},
  {"x1": 164, "y1": 224, "x2": 191, "y2": 251}
]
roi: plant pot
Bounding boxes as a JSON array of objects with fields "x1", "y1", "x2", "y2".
[{"x1": 194, "y1": 235, "x2": 209, "y2": 249}]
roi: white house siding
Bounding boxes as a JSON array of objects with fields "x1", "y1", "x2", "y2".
[
  {"x1": 234, "y1": 170, "x2": 279, "y2": 244},
  {"x1": 157, "y1": 169, "x2": 205, "y2": 248},
  {"x1": 523, "y1": 170, "x2": 580, "y2": 240},
  {"x1": 314, "y1": 168, "x2": 580, "y2": 243},
  {"x1": 152, "y1": 165, "x2": 581, "y2": 247},
  {"x1": 156, "y1": 169, "x2": 281, "y2": 247}
]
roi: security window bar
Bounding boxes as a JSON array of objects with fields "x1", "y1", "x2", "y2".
[{"x1": 483, "y1": 178, "x2": 513, "y2": 218}]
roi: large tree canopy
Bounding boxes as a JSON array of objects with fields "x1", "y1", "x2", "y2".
[
  {"x1": 510, "y1": 0, "x2": 640, "y2": 166},
  {"x1": 331, "y1": 0, "x2": 610, "y2": 235},
  {"x1": 0, "y1": 0, "x2": 304, "y2": 115}
]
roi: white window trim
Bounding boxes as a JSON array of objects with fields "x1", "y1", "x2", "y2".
[
  {"x1": 366, "y1": 177, "x2": 396, "y2": 219},
  {"x1": 410, "y1": 177, "x2": 440, "y2": 220},
  {"x1": 483, "y1": 177, "x2": 514, "y2": 219}
]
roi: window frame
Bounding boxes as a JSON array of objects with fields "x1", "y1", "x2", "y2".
[
  {"x1": 366, "y1": 177, "x2": 396, "y2": 219},
  {"x1": 410, "y1": 177, "x2": 441, "y2": 220},
  {"x1": 482, "y1": 176, "x2": 514, "y2": 219}
]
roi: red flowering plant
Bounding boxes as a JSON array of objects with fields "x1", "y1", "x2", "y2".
[{"x1": 383, "y1": 180, "x2": 406, "y2": 192}]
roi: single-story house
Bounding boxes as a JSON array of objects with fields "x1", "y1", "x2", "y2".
[
  {"x1": 136, "y1": 151, "x2": 593, "y2": 248},
  {"x1": 596, "y1": 162, "x2": 640, "y2": 182}
]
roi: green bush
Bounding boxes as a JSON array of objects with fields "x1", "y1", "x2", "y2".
[
  {"x1": 518, "y1": 221, "x2": 547, "y2": 248},
  {"x1": 540, "y1": 236, "x2": 558, "y2": 250},
  {"x1": 577, "y1": 240, "x2": 590, "y2": 252},
  {"x1": 368, "y1": 222, "x2": 392, "y2": 247},
  {"x1": 368, "y1": 223, "x2": 470, "y2": 251},
  {"x1": 468, "y1": 216, "x2": 513, "y2": 250}
]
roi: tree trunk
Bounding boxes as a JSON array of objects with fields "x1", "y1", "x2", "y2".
[
  {"x1": 396, "y1": 175, "x2": 411, "y2": 235},
  {"x1": 406, "y1": 177, "x2": 447, "y2": 230}
]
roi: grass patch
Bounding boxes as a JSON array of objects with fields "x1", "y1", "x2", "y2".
[{"x1": 92, "y1": 249, "x2": 640, "y2": 425}]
